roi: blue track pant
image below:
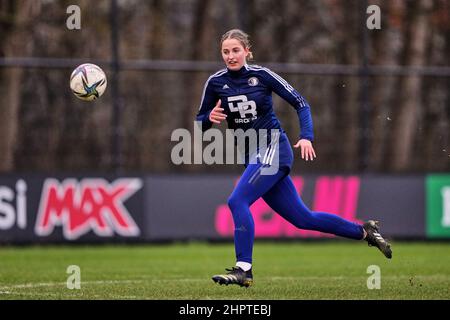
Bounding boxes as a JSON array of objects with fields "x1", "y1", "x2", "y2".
[{"x1": 228, "y1": 163, "x2": 364, "y2": 264}]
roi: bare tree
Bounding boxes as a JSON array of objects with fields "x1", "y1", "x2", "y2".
[
  {"x1": 389, "y1": 0, "x2": 433, "y2": 171},
  {"x1": 0, "y1": 1, "x2": 41, "y2": 172},
  {"x1": 369, "y1": 0, "x2": 405, "y2": 171}
]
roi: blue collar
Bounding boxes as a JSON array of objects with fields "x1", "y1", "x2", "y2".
[{"x1": 227, "y1": 64, "x2": 248, "y2": 77}]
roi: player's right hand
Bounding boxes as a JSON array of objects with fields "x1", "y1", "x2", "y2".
[{"x1": 209, "y1": 100, "x2": 227, "y2": 124}]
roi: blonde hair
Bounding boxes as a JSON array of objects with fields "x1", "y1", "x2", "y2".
[{"x1": 220, "y1": 29, "x2": 254, "y2": 60}]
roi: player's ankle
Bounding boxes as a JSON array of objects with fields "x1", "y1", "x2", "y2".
[
  {"x1": 362, "y1": 229, "x2": 367, "y2": 240},
  {"x1": 236, "y1": 261, "x2": 252, "y2": 271}
]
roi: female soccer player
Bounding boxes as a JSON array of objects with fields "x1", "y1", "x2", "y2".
[{"x1": 196, "y1": 29, "x2": 392, "y2": 287}]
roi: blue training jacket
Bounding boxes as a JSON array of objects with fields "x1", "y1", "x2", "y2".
[{"x1": 196, "y1": 64, "x2": 314, "y2": 142}]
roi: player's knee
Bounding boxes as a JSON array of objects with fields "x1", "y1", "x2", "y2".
[
  {"x1": 227, "y1": 194, "x2": 247, "y2": 212},
  {"x1": 293, "y1": 210, "x2": 316, "y2": 230}
]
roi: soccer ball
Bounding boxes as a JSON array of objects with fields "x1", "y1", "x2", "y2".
[{"x1": 70, "y1": 63, "x2": 107, "y2": 101}]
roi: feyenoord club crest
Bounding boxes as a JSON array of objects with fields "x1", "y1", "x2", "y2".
[{"x1": 248, "y1": 77, "x2": 259, "y2": 86}]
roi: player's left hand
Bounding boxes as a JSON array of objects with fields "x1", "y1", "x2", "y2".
[{"x1": 293, "y1": 139, "x2": 316, "y2": 161}]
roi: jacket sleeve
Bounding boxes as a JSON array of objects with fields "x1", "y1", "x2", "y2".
[
  {"x1": 260, "y1": 68, "x2": 314, "y2": 141},
  {"x1": 195, "y1": 78, "x2": 218, "y2": 131}
]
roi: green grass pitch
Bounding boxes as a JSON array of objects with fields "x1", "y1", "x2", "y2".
[{"x1": 0, "y1": 242, "x2": 448, "y2": 299}]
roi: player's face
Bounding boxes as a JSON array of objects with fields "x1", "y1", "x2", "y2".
[{"x1": 221, "y1": 39, "x2": 249, "y2": 71}]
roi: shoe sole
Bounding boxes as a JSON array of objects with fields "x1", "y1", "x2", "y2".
[
  {"x1": 212, "y1": 276, "x2": 253, "y2": 287},
  {"x1": 381, "y1": 243, "x2": 392, "y2": 259}
]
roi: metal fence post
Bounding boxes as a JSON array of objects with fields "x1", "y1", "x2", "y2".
[{"x1": 110, "y1": 0, "x2": 122, "y2": 173}]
